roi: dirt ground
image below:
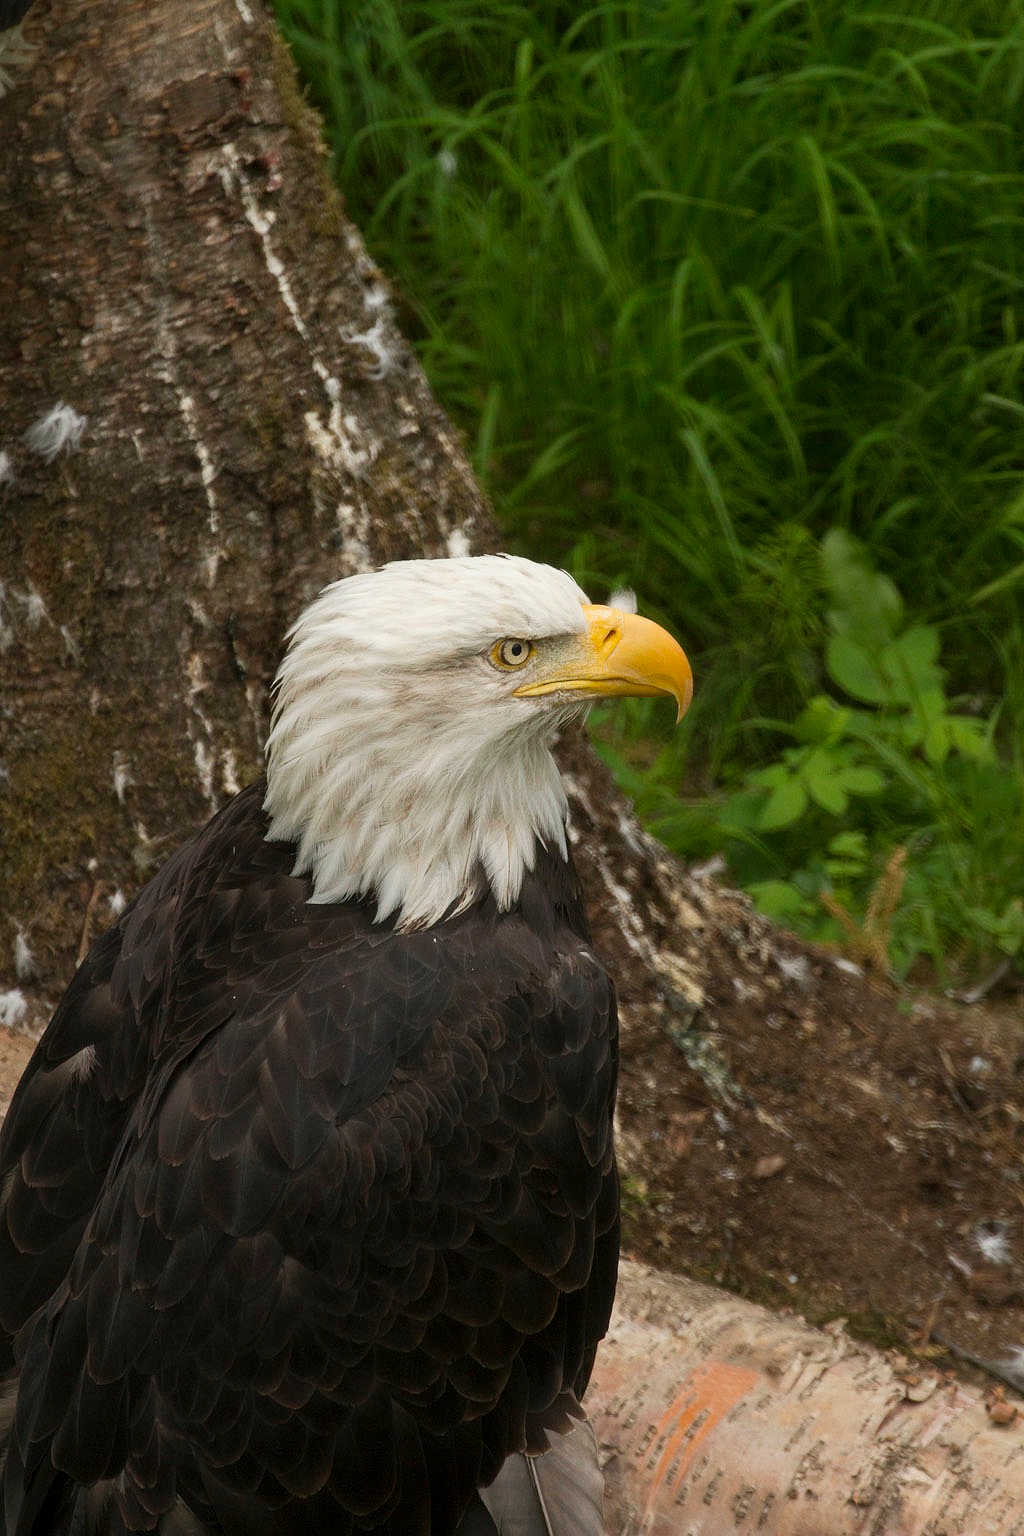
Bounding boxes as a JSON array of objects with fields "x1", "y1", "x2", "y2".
[
  {"x1": 0, "y1": 1027, "x2": 35, "y2": 1126},
  {"x1": 2, "y1": 893, "x2": 1022, "y2": 1400},
  {"x1": 615, "y1": 909, "x2": 1024, "y2": 1395}
]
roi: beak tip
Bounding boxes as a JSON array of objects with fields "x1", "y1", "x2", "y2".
[{"x1": 677, "y1": 674, "x2": 694, "y2": 724}]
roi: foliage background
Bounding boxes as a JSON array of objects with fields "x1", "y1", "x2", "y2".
[{"x1": 273, "y1": 0, "x2": 1024, "y2": 980}]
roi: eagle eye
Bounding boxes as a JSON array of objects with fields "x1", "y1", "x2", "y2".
[{"x1": 491, "y1": 638, "x2": 535, "y2": 670}]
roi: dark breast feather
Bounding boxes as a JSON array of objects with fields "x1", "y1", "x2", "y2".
[{"x1": 0, "y1": 781, "x2": 619, "y2": 1535}]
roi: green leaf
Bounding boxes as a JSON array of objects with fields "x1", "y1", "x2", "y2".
[
  {"x1": 880, "y1": 627, "x2": 942, "y2": 703},
  {"x1": 563, "y1": 184, "x2": 613, "y2": 281},
  {"x1": 898, "y1": 711, "x2": 925, "y2": 750},
  {"x1": 827, "y1": 625, "x2": 944, "y2": 710},
  {"x1": 905, "y1": 695, "x2": 991, "y2": 765},
  {"x1": 826, "y1": 632, "x2": 889, "y2": 704},
  {"x1": 800, "y1": 746, "x2": 849, "y2": 814},
  {"x1": 821, "y1": 530, "x2": 902, "y2": 642},
  {"x1": 921, "y1": 716, "x2": 952, "y2": 765},
  {"x1": 828, "y1": 831, "x2": 869, "y2": 859},
  {"x1": 835, "y1": 765, "x2": 885, "y2": 797},
  {"x1": 968, "y1": 900, "x2": 1024, "y2": 957},
  {"x1": 757, "y1": 777, "x2": 808, "y2": 830},
  {"x1": 749, "y1": 762, "x2": 795, "y2": 789},
  {"x1": 801, "y1": 745, "x2": 839, "y2": 779},
  {"x1": 823, "y1": 829, "x2": 870, "y2": 879},
  {"x1": 806, "y1": 774, "x2": 848, "y2": 815},
  {"x1": 944, "y1": 715, "x2": 994, "y2": 762},
  {"x1": 716, "y1": 788, "x2": 766, "y2": 836},
  {"x1": 747, "y1": 880, "x2": 813, "y2": 922},
  {"x1": 794, "y1": 696, "x2": 851, "y2": 746}
]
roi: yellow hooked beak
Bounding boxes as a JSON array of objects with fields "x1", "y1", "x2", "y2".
[{"x1": 513, "y1": 605, "x2": 693, "y2": 723}]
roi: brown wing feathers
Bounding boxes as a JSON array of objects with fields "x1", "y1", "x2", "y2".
[{"x1": 0, "y1": 783, "x2": 617, "y2": 1534}]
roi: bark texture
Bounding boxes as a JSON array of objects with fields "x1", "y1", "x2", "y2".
[
  {"x1": 592, "y1": 1261, "x2": 1024, "y2": 1535},
  {"x1": 0, "y1": 0, "x2": 494, "y2": 1005}
]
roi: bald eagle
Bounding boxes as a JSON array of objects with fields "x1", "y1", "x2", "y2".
[{"x1": 0, "y1": 556, "x2": 692, "y2": 1535}]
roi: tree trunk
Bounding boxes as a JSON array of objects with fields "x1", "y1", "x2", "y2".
[{"x1": 0, "y1": 0, "x2": 495, "y2": 1006}]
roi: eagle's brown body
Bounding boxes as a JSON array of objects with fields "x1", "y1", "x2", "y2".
[{"x1": 0, "y1": 781, "x2": 618, "y2": 1534}]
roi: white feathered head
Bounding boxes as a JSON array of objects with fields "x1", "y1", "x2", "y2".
[{"x1": 264, "y1": 555, "x2": 691, "y2": 927}]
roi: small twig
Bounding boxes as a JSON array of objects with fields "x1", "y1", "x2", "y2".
[
  {"x1": 935, "y1": 1046, "x2": 978, "y2": 1120},
  {"x1": 910, "y1": 1292, "x2": 947, "y2": 1350}
]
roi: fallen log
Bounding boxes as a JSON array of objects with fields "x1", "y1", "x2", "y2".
[{"x1": 593, "y1": 1260, "x2": 1024, "y2": 1534}]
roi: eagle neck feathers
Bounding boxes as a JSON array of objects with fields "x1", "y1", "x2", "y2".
[
  {"x1": 260, "y1": 557, "x2": 596, "y2": 930},
  {"x1": 262, "y1": 660, "x2": 574, "y2": 930},
  {"x1": 264, "y1": 712, "x2": 569, "y2": 929}
]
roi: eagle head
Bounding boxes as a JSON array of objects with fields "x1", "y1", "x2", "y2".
[{"x1": 263, "y1": 554, "x2": 692, "y2": 927}]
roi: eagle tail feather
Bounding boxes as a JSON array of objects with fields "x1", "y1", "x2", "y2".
[{"x1": 475, "y1": 1419, "x2": 605, "y2": 1536}]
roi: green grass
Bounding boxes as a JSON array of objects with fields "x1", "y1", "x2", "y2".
[{"x1": 274, "y1": 0, "x2": 1024, "y2": 980}]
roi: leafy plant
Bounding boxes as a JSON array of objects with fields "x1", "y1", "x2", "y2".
[{"x1": 609, "y1": 532, "x2": 1017, "y2": 978}]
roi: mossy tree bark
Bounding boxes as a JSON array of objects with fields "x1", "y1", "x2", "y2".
[{"x1": 0, "y1": 0, "x2": 495, "y2": 1004}]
